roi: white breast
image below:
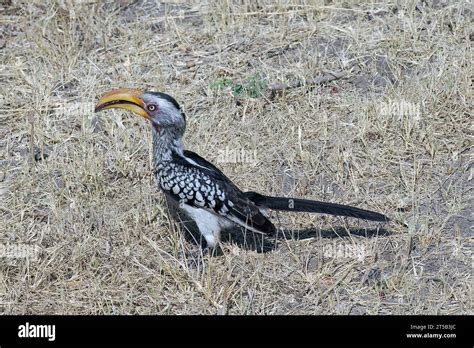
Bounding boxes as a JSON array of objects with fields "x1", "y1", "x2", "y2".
[{"x1": 181, "y1": 204, "x2": 232, "y2": 248}]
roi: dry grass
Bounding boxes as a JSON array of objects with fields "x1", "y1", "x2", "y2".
[{"x1": 1, "y1": 0, "x2": 471, "y2": 314}]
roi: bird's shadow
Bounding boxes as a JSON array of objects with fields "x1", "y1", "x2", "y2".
[
  {"x1": 180, "y1": 219, "x2": 392, "y2": 255},
  {"x1": 221, "y1": 225, "x2": 392, "y2": 253}
]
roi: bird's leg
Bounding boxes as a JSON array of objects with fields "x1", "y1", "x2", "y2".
[
  {"x1": 195, "y1": 245, "x2": 211, "y2": 258},
  {"x1": 186, "y1": 246, "x2": 213, "y2": 270}
]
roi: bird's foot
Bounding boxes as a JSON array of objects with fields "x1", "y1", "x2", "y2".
[{"x1": 185, "y1": 247, "x2": 209, "y2": 270}]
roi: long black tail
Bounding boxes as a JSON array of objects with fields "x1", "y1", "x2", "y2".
[{"x1": 244, "y1": 191, "x2": 389, "y2": 222}]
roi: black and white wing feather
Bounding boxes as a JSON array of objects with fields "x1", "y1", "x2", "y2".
[{"x1": 154, "y1": 151, "x2": 275, "y2": 234}]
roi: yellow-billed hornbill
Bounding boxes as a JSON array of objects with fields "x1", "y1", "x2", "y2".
[{"x1": 95, "y1": 89, "x2": 389, "y2": 252}]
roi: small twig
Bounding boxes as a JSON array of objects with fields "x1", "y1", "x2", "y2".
[
  {"x1": 315, "y1": 263, "x2": 355, "y2": 305},
  {"x1": 28, "y1": 108, "x2": 41, "y2": 166},
  {"x1": 269, "y1": 70, "x2": 349, "y2": 92}
]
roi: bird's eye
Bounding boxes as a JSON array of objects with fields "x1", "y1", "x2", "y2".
[{"x1": 147, "y1": 104, "x2": 157, "y2": 112}]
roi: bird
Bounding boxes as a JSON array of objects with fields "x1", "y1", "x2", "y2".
[{"x1": 95, "y1": 88, "x2": 389, "y2": 253}]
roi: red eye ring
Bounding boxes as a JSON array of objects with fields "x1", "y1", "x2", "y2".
[{"x1": 147, "y1": 104, "x2": 157, "y2": 112}]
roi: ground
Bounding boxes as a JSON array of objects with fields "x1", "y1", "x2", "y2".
[{"x1": 1, "y1": 0, "x2": 472, "y2": 314}]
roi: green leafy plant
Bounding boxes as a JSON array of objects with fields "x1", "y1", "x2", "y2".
[{"x1": 210, "y1": 76, "x2": 268, "y2": 98}]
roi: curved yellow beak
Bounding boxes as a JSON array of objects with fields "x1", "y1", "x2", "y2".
[{"x1": 94, "y1": 88, "x2": 149, "y2": 119}]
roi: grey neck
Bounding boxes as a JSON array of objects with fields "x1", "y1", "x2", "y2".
[{"x1": 152, "y1": 126, "x2": 184, "y2": 163}]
